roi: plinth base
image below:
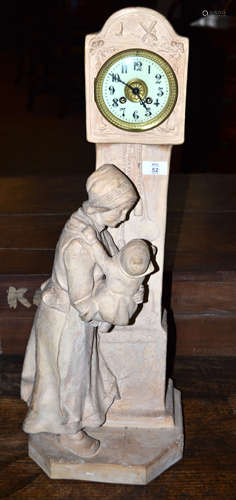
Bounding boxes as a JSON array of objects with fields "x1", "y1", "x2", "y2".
[{"x1": 29, "y1": 389, "x2": 183, "y2": 485}]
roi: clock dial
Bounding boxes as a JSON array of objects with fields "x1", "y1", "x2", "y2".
[{"x1": 95, "y1": 49, "x2": 178, "y2": 132}]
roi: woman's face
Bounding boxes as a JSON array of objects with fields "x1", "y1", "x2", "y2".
[{"x1": 100, "y1": 204, "x2": 131, "y2": 228}]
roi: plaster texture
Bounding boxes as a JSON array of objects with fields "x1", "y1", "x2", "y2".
[
  {"x1": 21, "y1": 6, "x2": 189, "y2": 483},
  {"x1": 29, "y1": 388, "x2": 183, "y2": 485}
]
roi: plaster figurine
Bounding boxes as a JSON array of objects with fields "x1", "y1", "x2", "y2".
[
  {"x1": 82, "y1": 226, "x2": 156, "y2": 326},
  {"x1": 21, "y1": 164, "x2": 155, "y2": 458}
]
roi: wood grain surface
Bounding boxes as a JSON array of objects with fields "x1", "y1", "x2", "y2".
[
  {"x1": 1, "y1": 270, "x2": 236, "y2": 356},
  {"x1": 1, "y1": 173, "x2": 235, "y2": 274},
  {"x1": 0, "y1": 52, "x2": 235, "y2": 359},
  {"x1": 0, "y1": 356, "x2": 235, "y2": 499}
]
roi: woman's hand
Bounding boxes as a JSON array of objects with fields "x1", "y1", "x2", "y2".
[
  {"x1": 88, "y1": 319, "x2": 112, "y2": 332},
  {"x1": 82, "y1": 226, "x2": 97, "y2": 244},
  {"x1": 98, "y1": 321, "x2": 112, "y2": 333},
  {"x1": 133, "y1": 284, "x2": 144, "y2": 304}
]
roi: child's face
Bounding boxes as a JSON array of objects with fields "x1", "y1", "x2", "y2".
[
  {"x1": 126, "y1": 253, "x2": 150, "y2": 275},
  {"x1": 121, "y1": 243, "x2": 150, "y2": 276}
]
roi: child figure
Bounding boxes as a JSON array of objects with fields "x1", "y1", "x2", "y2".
[{"x1": 82, "y1": 226, "x2": 156, "y2": 326}]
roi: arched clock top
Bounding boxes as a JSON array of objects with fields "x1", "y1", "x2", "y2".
[{"x1": 90, "y1": 7, "x2": 181, "y2": 46}]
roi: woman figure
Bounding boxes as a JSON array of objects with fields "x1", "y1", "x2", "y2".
[{"x1": 21, "y1": 164, "x2": 139, "y2": 457}]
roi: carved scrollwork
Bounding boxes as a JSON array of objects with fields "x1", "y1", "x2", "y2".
[
  {"x1": 158, "y1": 112, "x2": 176, "y2": 133},
  {"x1": 93, "y1": 46, "x2": 119, "y2": 73},
  {"x1": 171, "y1": 40, "x2": 184, "y2": 54},
  {"x1": 89, "y1": 38, "x2": 104, "y2": 54}
]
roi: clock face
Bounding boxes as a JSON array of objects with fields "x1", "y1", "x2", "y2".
[{"x1": 95, "y1": 49, "x2": 178, "y2": 132}]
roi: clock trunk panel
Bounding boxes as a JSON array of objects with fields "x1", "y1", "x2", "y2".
[
  {"x1": 85, "y1": 7, "x2": 188, "y2": 427},
  {"x1": 96, "y1": 142, "x2": 171, "y2": 421}
]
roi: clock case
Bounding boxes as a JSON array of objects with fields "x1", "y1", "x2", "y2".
[
  {"x1": 84, "y1": 8, "x2": 189, "y2": 432},
  {"x1": 85, "y1": 7, "x2": 188, "y2": 144}
]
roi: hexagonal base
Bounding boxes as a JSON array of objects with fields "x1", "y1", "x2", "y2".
[{"x1": 28, "y1": 389, "x2": 183, "y2": 485}]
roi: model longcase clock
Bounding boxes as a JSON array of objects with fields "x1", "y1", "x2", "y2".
[{"x1": 85, "y1": 7, "x2": 189, "y2": 485}]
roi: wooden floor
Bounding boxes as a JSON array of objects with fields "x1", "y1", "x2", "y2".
[{"x1": 0, "y1": 356, "x2": 235, "y2": 499}]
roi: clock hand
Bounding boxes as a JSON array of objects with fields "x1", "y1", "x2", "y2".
[
  {"x1": 115, "y1": 76, "x2": 149, "y2": 111},
  {"x1": 136, "y1": 90, "x2": 148, "y2": 111},
  {"x1": 116, "y1": 76, "x2": 135, "y2": 91},
  {"x1": 112, "y1": 75, "x2": 140, "y2": 95}
]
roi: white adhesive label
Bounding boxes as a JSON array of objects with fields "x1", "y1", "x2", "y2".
[{"x1": 142, "y1": 161, "x2": 168, "y2": 175}]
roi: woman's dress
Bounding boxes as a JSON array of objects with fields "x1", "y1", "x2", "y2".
[{"x1": 21, "y1": 208, "x2": 119, "y2": 434}]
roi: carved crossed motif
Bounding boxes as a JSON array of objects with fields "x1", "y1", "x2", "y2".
[{"x1": 140, "y1": 21, "x2": 158, "y2": 42}]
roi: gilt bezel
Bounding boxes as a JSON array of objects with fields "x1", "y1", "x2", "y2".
[{"x1": 94, "y1": 48, "x2": 178, "y2": 132}]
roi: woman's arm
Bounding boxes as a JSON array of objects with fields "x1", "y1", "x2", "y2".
[
  {"x1": 81, "y1": 226, "x2": 112, "y2": 274},
  {"x1": 64, "y1": 239, "x2": 99, "y2": 322},
  {"x1": 101, "y1": 229, "x2": 119, "y2": 256}
]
